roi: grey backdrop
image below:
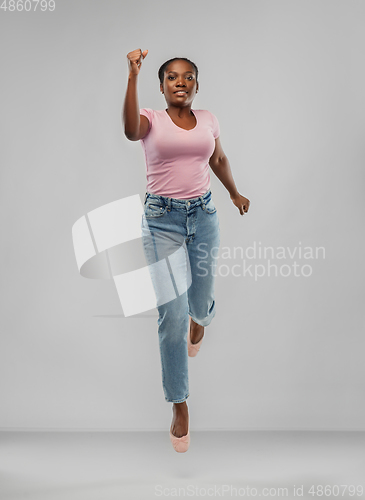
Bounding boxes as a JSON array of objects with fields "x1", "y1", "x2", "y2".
[{"x1": 1, "y1": 0, "x2": 364, "y2": 431}]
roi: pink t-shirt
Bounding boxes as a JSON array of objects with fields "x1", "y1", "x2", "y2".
[{"x1": 139, "y1": 108, "x2": 220, "y2": 199}]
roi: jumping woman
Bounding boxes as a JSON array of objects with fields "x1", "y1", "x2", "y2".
[{"x1": 123, "y1": 48, "x2": 250, "y2": 452}]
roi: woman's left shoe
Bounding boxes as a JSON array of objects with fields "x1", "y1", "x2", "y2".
[{"x1": 187, "y1": 316, "x2": 204, "y2": 357}]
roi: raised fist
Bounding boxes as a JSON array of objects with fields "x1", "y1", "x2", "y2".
[{"x1": 127, "y1": 48, "x2": 148, "y2": 75}]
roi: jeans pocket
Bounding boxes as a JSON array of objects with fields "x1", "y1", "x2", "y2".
[
  {"x1": 144, "y1": 201, "x2": 167, "y2": 218},
  {"x1": 204, "y1": 198, "x2": 217, "y2": 214}
]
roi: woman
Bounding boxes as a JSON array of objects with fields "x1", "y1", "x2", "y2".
[{"x1": 123, "y1": 48, "x2": 250, "y2": 452}]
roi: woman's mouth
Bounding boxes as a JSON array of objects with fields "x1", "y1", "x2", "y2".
[{"x1": 174, "y1": 91, "x2": 188, "y2": 97}]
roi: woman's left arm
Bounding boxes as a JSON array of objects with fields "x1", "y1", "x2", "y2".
[{"x1": 209, "y1": 137, "x2": 250, "y2": 216}]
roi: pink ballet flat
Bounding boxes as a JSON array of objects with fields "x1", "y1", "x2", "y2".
[
  {"x1": 187, "y1": 316, "x2": 204, "y2": 357},
  {"x1": 169, "y1": 428, "x2": 190, "y2": 453}
]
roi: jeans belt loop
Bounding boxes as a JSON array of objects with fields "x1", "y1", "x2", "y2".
[
  {"x1": 167, "y1": 197, "x2": 171, "y2": 211},
  {"x1": 200, "y1": 195, "x2": 205, "y2": 210}
]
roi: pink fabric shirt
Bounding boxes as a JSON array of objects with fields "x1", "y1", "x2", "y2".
[{"x1": 139, "y1": 108, "x2": 220, "y2": 199}]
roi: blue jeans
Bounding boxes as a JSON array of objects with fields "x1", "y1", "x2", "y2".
[{"x1": 140, "y1": 189, "x2": 220, "y2": 403}]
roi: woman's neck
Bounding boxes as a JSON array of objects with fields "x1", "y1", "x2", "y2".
[{"x1": 166, "y1": 106, "x2": 193, "y2": 119}]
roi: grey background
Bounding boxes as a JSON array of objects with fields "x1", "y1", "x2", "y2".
[{"x1": 0, "y1": 0, "x2": 364, "y2": 431}]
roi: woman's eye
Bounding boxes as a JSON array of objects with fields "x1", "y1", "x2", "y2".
[{"x1": 167, "y1": 76, "x2": 194, "y2": 80}]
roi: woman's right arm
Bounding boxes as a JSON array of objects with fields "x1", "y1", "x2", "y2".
[{"x1": 123, "y1": 48, "x2": 150, "y2": 141}]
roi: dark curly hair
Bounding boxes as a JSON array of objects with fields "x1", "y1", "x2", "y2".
[{"x1": 158, "y1": 57, "x2": 199, "y2": 86}]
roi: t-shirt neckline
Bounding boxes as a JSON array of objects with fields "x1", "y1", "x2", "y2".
[{"x1": 164, "y1": 108, "x2": 198, "y2": 131}]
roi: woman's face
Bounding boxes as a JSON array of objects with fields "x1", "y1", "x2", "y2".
[{"x1": 160, "y1": 59, "x2": 198, "y2": 108}]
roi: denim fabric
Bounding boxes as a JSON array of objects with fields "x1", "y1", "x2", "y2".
[{"x1": 140, "y1": 189, "x2": 220, "y2": 403}]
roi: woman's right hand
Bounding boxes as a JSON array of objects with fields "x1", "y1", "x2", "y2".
[{"x1": 127, "y1": 48, "x2": 148, "y2": 75}]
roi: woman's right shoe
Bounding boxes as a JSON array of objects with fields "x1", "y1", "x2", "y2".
[
  {"x1": 187, "y1": 316, "x2": 204, "y2": 357},
  {"x1": 169, "y1": 427, "x2": 190, "y2": 453}
]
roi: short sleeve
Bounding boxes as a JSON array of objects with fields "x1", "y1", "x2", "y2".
[
  {"x1": 139, "y1": 108, "x2": 153, "y2": 138},
  {"x1": 211, "y1": 112, "x2": 220, "y2": 139}
]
